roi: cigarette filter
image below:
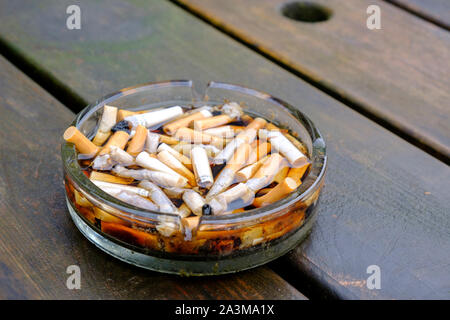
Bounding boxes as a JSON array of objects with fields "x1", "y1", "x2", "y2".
[
  {"x1": 174, "y1": 127, "x2": 225, "y2": 148},
  {"x1": 174, "y1": 143, "x2": 220, "y2": 159},
  {"x1": 144, "y1": 132, "x2": 160, "y2": 154},
  {"x1": 135, "y1": 151, "x2": 187, "y2": 182},
  {"x1": 112, "y1": 165, "x2": 188, "y2": 188},
  {"x1": 191, "y1": 146, "x2": 214, "y2": 189},
  {"x1": 203, "y1": 125, "x2": 242, "y2": 138},
  {"x1": 221, "y1": 102, "x2": 243, "y2": 119},
  {"x1": 91, "y1": 180, "x2": 150, "y2": 198},
  {"x1": 177, "y1": 203, "x2": 192, "y2": 218},
  {"x1": 163, "y1": 109, "x2": 212, "y2": 135},
  {"x1": 92, "y1": 105, "x2": 118, "y2": 146},
  {"x1": 99, "y1": 130, "x2": 130, "y2": 155},
  {"x1": 287, "y1": 162, "x2": 310, "y2": 185},
  {"x1": 109, "y1": 145, "x2": 135, "y2": 166},
  {"x1": 138, "y1": 181, "x2": 178, "y2": 214},
  {"x1": 93, "y1": 207, "x2": 127, "y2": 224},
  {"x1": 182, "y1": 189, "x2": 206, "y2": 216},
  {"x1": 158, "y1": 134, "x2": 179, "y2": 145},
  {"x1": 235, "y1": 155, "x2": 268, "y2": 182},
  {"x1": 260, "y1": 130, "x2": 307, "y2": 167},
  {"x1": 157, "y1": 143, "x2": 192, "y2": 170},
  {"x1": 125, "y1": 106, "x2": 183, "y2": 129},
  {"x1": 193, "y1": 114, "x2": 233, "y2": 131},
  {"x1": 74, "y1": 189, "x2": 92, "y2": 207},
  {"x1": 253, "y1": 177, "x2": 298, "y2": 207},
  {"x1": 92, "y1": 154, "x2": 114, "y2": 171},
  {"x1": 273, "y1": 166, "x2": 290, "y2": 184},
  {"x1": 162, "y1": 187, "x2": 188, "y2": 199},
  {"x1": 63, "y1": 126, "x2": 99, "y2": 157},
  {"x1": 157, "y1": 150, "x2": 196, "y2": 186},
  {"x1": 215, "y1": 183, "x2": 253, "y2": 205},
  {"x1": 117, "y1": 109, "x2": 137, "y2": 122},
  {"x1": 126, "y1": 125, "x2": 148, "y2": 156}
]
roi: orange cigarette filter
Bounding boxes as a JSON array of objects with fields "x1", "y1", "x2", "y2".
[
  {"x1": 226, "y1": 143, "x2": 252, "y2": 172},
  {"x1": 117, "y1": 109, "x2": 137, "y2": 122},
  {"x1": 252, "y1": 153, "x2": 285, "y2": 180},
  {"x1": 253, "y1": 177, "x2": 298, "y2": 208},
  {"x1": 287, "y1": 162, "x2": 310, "y2": 185},
  {"x1": 175, "y1": 127, "x2": 225, "y2": 148},
  {"x1": 163, "y1": 110, "x2": 211, "y2": 135},
  {"x1": 237, "y1": 117, "x2": 267, "y2": 143},
  {"x1": 158, "y1": 134, "x2": 179, "y2": 145},
  {"x1": 99, "y1": 130, "x2": 130, "y2": 155},
  {"x1": 63, "y1": 126, "x2": 100, "y2": 156},
  {"x1": 127, "y1": 125, "x2": 147, "y2": 156},
  {"x1": 194, "y1": 114, "x2": 233, "y2": 131},
  {"x1": 89, "y1": 171, "x2": 134, "y2": 185},
  {"x1": 273, "y1": 166, "x2": 290, "y2": 184}
]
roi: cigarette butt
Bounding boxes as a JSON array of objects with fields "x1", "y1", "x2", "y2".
[
  {"x1": 181, "y1": 216, "x2": 201, "y2": 237},
  {"x1": 178, "y1": 203, "x2": 192, "y2": 218},
  {"x1": 110, "y1": 145, "x2": 135, "y2": 166},
  {"x1": 163, "y1": 109, "x2": 212, "y2": 135},
  {"x1": 93, "y1": 207, "x2": 127, "y2": 224},
  {"x1": 273, "y1": 166, "x2": 290, "y2": 184},
  {"x1": 74, "y1": 189, "x2": 92, "y2": 207},
  {"x1": 157, "y1": 143, "x2": 192, "y2": 170},
  {"x1": 127, "y1": 125, "x2": 147, "y2": 156},
  {"x1": 246, "y1": 153, "x2": 286, "y2": 191},
  {"x1": 90, "y1": 171, "x2": 134, "y2": 184},
  {"x1": 182, "y1": 189, "x2": 206, "y2": 216},
  {"x1": 162, "y1": 187, "x2": 188, "y2": 199},
  {"x1": 285, "y1": 133, "x2": 309, "y2": 156},
  {"x1": 256, "y1": 188, "x2": 273, "y2": 196},
  {"x1": 265, "y1": 122, "x2": 289, "y2": 134},
  {"x1": 93, "y1": 105, "x2": 118, "y2": 146},
  {"x1": 91, "y1": 180, "x2": 150, "y2": 198},
  {"x1": 203, "y1": 125, "x2": 243, "y2": 138},
  {"x1": 158, "y1": 134, "x2": 179, "y2": 145},
  {"x1": 157, "y1": 150, "x2": 196, "y2": 186},
  {"x1": 113, "y1": 165, "x2": 188, "y2": 188},
  {"x1": 256, "y1": 142, "x2": 271, "y2": 160},
  {"x1": 238, "y1": 117, "x2": 267, "y2": 142},
  {"x1": 136, "y1": 151, "x2": 186, "y2": 180},
  {"x1": 241, "y1": 114, "x2": 253, "y2": 124},
  {"x1": 99, "y1": 130, "x2": 130, "y2": 155},
  {"x1": 125, "y1": 106, "x2": 183, "y2": 129},
  {"x1": 235, "y1": 155, "x2": 268, "y2": 182},
  {"x1": 287, "y1": 162, "x2": 310, "y2": 185},
  {"x1": 117, "y1": 109, "x2": 137, "y2": 122},
  {"x1": 91, "y1": 154, "x2": 114, "y2": 170},
  {"x1": 63, "y1": 126, "x2": 99, "y2": 157},
  {"x1": 215, "y1": 183, "x2": 253, "y2": 205},
  {"x1": 175, "y1": 127, "x2": 225, "y2": 148},
  {"x1": 115, "y1": 191, "x2": 159, "y2": 211},
  {"x1": 262, "y1": 130, "x2": 308, "y2": 167},
  {"x1": 138, "y1": 180, "x2": 178, "y2": 214},
  {"x1": 253, "y1": 177, "x2": 298, "y2": 207},
  {"x1": 226, "y1": 143, "x2": 252, "y2": 172},
  {"x1": 194, "y1": 114, "x2": 233, "y2": 130},
  {"x1": 191, "y1": 146, "x2": 214, "y2": 189}
]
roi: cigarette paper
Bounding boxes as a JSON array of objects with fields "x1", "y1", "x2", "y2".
[
  {"x1": 287, "y1": 162, "x2": 310, "y2": 185},
  {"x1": 112, "y1": 165, "x2": 188, "y2": 188},
  {"x1": 126, "y1": 125, "x2": 147, "y2": 156},
  {"x1": 259, "y1": 130, "x2": 307, "y2": 167},
  {"x1": 63, "y1": 126, "x2": 99, "y2": 157},
  {"x1": 157, "y1": 143, "x2": 192, "y2": 170},
  {"x1": 253, "y1": 177, "x2": 298, "y2": 207},
  {"x1": 175, "y1": 127, "x2": 225, "y2": 148},
  {"x1": 162, "y1": 186, "x2": 188, "y2": 199},
  {"x1": 191, "y1": 146, "x2": 214, "y2": 188},
  {"x1": 115, "y1": 191, "x2": 159, "y2": 211},
  {"x1": 125, "y1": 106, "x2": 183, "y2": 129},
  {"x1": 135, "y1": 151, "x2": 188, "y2": 183},
  {"x1": 173, "y1": 143, "x2": 220, "y2": 159},
  {"x1": 91, "y1": 180, "x2": 150, "y2": 198},
  {"x1": 285, "y1": 133, "x2": 309, "y2": 156},
  {"x1": 194, "y1": 114, "x2": 233, "y2": 131},
  {"x1": 157, "y1": 150, "x2": 196, "y2": 186},
  {"x1": 163, "y1": 109, "x2": 212, "y2": 135},
  {"x1": 92, "y1": 105, "x2": 118, "y2": 146},
  {"x1": 92, "y1": 154, "x2": 114, "y2": 170},
  {"x1": 109, "y1": 145, "x2": 135, "y2": 166},
  {"x1": 215, "y1": 183, "x2": 254, "y2": 205},
  {"x1": 144, "y1": 132, "x2": 160, "y2": 154},
  {"x1": 246, "y1": 153, "x2": 286, "y2": 191},
  {"x1": 89, "y1": 171, "x2": 134, "y2": 184},
  {"x1": 182, "y1": 189, "x2": 206, "y2": 216},
  {"x1": 138, "y1": 180, "x2": 178, "y2": 214},
  {"x1": 99, "y1": 130, "x2": 130, "y2": 155}
]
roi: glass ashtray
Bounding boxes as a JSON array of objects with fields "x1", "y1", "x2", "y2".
[{"x1": 61, "y1": 80, "x2": 327, "y2": 275}]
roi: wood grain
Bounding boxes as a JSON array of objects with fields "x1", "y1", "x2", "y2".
[
  {"x1": 173, "y1": 0, "x2": 450, "y2": 161},
  {"x1": 0, "y1": 0, "x2": 449, "y2": 299},
  {"x1": 0, "y1": 56, "x2": 306, "y2": 300},
  {"x1": 387, "y1": 0, "x2": 450, "y2": 30}
]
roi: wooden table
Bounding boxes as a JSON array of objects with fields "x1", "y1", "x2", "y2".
[{"x1": 0, "y1": 0, "x2": 448, "y2": 300}]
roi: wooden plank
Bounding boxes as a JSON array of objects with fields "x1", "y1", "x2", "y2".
[
  {"x1": 387, "y1": 0, "x2": 450, "y2": 30},
  {"x1": 0, "y1": 0, "x2": 449, "y2": 299},
  {"x1": 173, "y1": 0, "x2": 450, "y2": 161},
  {"x1": 0, "y1": 56, "x2": 307, "y2": 300}
]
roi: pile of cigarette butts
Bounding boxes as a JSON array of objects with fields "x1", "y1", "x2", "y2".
[{"x1": 64, "y1": 102, "x2": 310, "y2": 220}]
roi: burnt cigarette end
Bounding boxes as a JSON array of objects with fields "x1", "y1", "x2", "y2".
[
  {"x1": 111, "y1": 120, "x2": 131, "y2": 134},
  {"x1": 202, "y1": 204, "x2": 212, "y2": 216}
]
